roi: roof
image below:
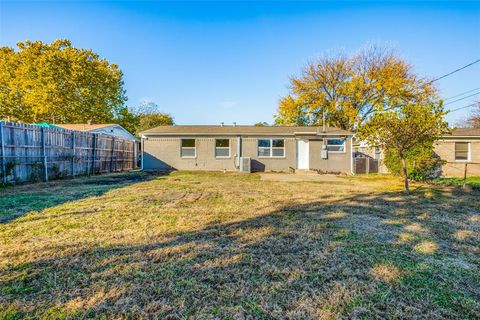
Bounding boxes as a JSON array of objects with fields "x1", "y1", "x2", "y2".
[
  {"x1": 55, "y1": 123, "x2": 118, "y2": 131},
  {"x1": 141, "y1": 125, "x2": 353, "y2": 136},
  {"x1": 445, "y1": 128, "x2": 480, "y2": 137}
]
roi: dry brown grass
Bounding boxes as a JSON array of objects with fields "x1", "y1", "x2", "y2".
[
  {"x1": 370, "y1": 263, "x2": 402, "y2": 283},
  {"x1": 413, "y1": 240, "x2": 439, "y2": 254},
  {"x1": 0, "y1": 171, "x2": 479, "y2": 319}
]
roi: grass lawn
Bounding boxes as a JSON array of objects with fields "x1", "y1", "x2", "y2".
[
  {"x1": 0, "y1": 172, "x2": 479, "y2": 319},
  {"x1": 432, "y1": 176, "x2": 480, "y2": 190}
]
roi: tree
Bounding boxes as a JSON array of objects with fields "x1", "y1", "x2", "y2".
[
  {"x1": 136, "y1": 113, "x2": 174, "y2": 135},
  {"x1": 116, "y1": 107, "x2": 140, "y2": 136},
  {"x1": 254, "y1": 121, "x2": 269, "y2": 126},
  {"x1": 463, "y1": 101, "x2": 480, "y2": 128},
  {"x1": 274, "y1": 45, "x2": 437, "y2": 131},
  {"x1": 128, "y1": 101, "x2": 174, "y2": 136},
  {"x1": 0, "y1": 39, "x2": 126, "y2": 123},
  {"x1": 357, "y1": 103, "x2": 448, "y2": 194}
]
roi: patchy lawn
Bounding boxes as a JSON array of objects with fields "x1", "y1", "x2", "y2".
[
  {"x1": 432, "y1": 176, "x2": 480, "y2": 191},
  {"x1": 0, "y1": 172, "x2": 479, "y2": 319}
]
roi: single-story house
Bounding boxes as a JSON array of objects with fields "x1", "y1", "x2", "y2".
[
  {"x1": 435, "y1": 128, "x2": 480, "y2": 177},
  {"x1": 140, "y1": 125, "x2": 354, "y2": 173},
  {"x1": 56, "y1": 123, "x2": 138, "y2": 141}
]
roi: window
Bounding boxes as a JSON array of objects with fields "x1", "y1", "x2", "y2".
[
  {"x1": 455, "y1": 142, "x2": 469, "y2": 161},
  {"x1": 326, "y1": 139, "x2": 345, "y2": 152},
  {"x1": 258, "y1": 139, "x2": 285, "y2": 157},
  {"x1": 215, "y1": 139, "x2": 230, "y2": 158},
  {"x1": 181, "y1": 139, "x2": 196, "y2": 158}
]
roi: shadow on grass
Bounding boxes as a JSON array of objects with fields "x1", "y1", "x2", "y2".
[
  {"x1": 1, "y1": 187, "x2": 479, "y2": 318},
  {"x1": 0, "y1": 171, "x2": 167, "y2": 224}
]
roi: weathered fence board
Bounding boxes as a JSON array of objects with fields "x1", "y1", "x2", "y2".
[
  {"x1": 354, "y1": 157, "x2": 379, "y2": 174},
  {"x1": 0, "y1": 121, "x2": 139, "y2": 184}
]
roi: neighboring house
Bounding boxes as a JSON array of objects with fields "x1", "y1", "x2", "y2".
[
  {"x1": 352, "y1": 139, "x2": 388, "y2": 174},
  {"x1": 141, "y1": 125, "x2": 354, "y2": 173},
  {"x1": 435, "y1": 128, "x2": 480, "y2": 177},
  {"x1": 56, "y1": 123, "x2": 138, "y2": 141},
  {"x1": 354, "y1": 128, "x2": 480, "y2": 177}
]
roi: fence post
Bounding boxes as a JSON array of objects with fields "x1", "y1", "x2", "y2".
[
  {"x1": 366, "y1": 157, "x2": 370, "y2": 175},
  {"x1": 463, "y1": 163, "x2": 468, "y2": 189},
  {"x1": 110, "y1": 136, "x2": 115, "y2": 172},
  {"x1": 0, "y1": 122, "x2": 6, "y2": 185},
  {"x1": 41, "y1": 127, "x2": 48, "y2": 182},
  {"x1": 91, "y1": 133, "x2": 97, "y2": 175},
  {"x1": 71, "y1": 131, "x2": 75, "y2": 176}
]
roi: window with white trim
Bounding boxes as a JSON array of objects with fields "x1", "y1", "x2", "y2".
[
  {"x1": 215, "y1": 139, "x2": 230, "y2": 158},
  {"x1": 180, "y1": 139, "x2": 196, "y2": 158},
  {"x1": 258, "y1": 139, "x2": 285, "y2": 157},
  {"x1": 455, "y1": 142, "x2": 469, "y2": 161},
  {"x1": 326, "y1": 139, "x2": 345, "y2": 152}
]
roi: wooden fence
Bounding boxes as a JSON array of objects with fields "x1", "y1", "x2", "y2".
[
  {"x1": 0, "y1": 121, "x2": 139, "y2": 185},
  {"x1": 353, "y1": 157, "x2": 379, "y2": 174}
]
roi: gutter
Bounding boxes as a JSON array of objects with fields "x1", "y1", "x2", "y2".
[{"x1": 141, "y1": 131, "x2": 355, "y2": 137}]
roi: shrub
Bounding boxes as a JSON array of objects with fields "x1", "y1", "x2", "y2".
[
  {"x1": 49, "y1": 163, "x2": 67, "y2": 180},
  {"x1": 30, "y1": 162, "x2": 43, "y2": 182},
  {"x1": 0, "y1": 161, "x2": 19, "y2": 184},
  {"x1": 384, "y1": 144, "x2": 444, "y2": 181}
]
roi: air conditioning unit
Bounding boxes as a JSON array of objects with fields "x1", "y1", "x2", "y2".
[{"x1": 239, "y1": 157, "x2": 251, "y2": 173}]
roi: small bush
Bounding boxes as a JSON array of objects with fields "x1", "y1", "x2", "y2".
[
  {"x1": 49, "y1": 163, "x2": 67, "y2": 180},
  {"x1": 30, "y1": 162, "x2": 43, "y2": 182},
  {"x1": 1, "y1": 161, "x2": 18, "y2": 181}
]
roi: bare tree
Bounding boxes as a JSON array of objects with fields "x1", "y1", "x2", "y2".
[{"x1": 466, "y1": 101, "x2": 480, "y2": 128}]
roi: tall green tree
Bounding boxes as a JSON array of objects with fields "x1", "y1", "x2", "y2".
[
  {"x1": 357, "y1": 103, "x2": 448, "y2": 194},
  {"x1": 0, "y1": 39, "x2": 126, "y2": 123},
  {"x1": 274, "y1": 45, "x2": 438, "y2": 131},
  {"x1": 116, "y1": 107, "x2": 140, "y2": 136},
  {"x1": 125, "y1": 101, "x2": 174, "y2": 136}
]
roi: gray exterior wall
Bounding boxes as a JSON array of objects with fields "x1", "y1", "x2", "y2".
[
  {"x1": 143, "y1": 135, "x2": 353, "y2": 173},
  {"x1": 143, "y1": 136, "x2": 239, "y2": 171},
  {"x1": 434, "y1": 139, "x2": 480, "y2": 177},
  {"x1": 309, "y1": 138, "x2": 352, "y2": 173},
  {"x1": 240, "y1": 137, "x2": 296, "y2": 172}
]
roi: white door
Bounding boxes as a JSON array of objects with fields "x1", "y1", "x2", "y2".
[{"x1": 296, "y1": 140, "x2": 309, "y2": 169}]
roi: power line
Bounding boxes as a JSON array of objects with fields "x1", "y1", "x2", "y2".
[
  {"x1": 445, "y1": 87, "x2": 480, "y2": 101},
  {"x1": 428, "y1": 59, "x2": 480, "y2": 84},
  {"x1": 448, "y1": 102, "x2": 479, "y2": 113},
  {"x1": 444, "y1": 92, "x2": 480, "y2": 106}
]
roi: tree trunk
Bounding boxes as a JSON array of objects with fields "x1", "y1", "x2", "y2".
[{"x1": 401, "y1": 158, "x2": 409, "y2": 194}]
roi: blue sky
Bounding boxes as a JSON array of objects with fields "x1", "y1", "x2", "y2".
[{"x1": 1, "y1": 1, "x2": 479, "y2": 125}]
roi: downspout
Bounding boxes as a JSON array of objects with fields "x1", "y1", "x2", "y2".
[
  {"x1": 236, "y1": 135, "x2": 242, "y2": 170},
  {"x1": 141, "y1": 137, "x2": 144, "y2": 170},
  {"x1": 129, "y1": 137, "x2": 144, "y2": 172},
  {"x1": 350, "y1": 136, "x2": 354, "y2": 175}
]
